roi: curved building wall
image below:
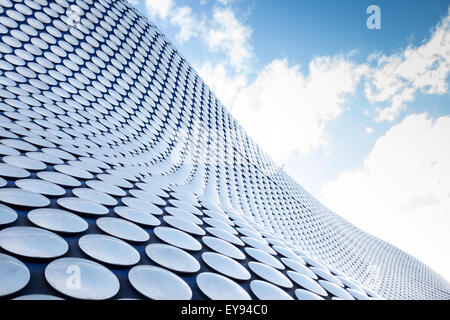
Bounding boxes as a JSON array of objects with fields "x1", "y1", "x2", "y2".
[{"x1": 0, "y1": 0, "x2": 448, "y2": 300}]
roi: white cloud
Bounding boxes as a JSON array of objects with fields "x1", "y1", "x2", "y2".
[
  {"x1": 320, "y1": 113, "x2": 450, "y2": 281},
  {"x1": 206, "y1": 7, "x2": 253, "y2": 72},
  {"x1": 169, "y1": 6, "x2": 199, "y2": 43},
  {"x1": 147, "y1": 1, "x2": 450, "y2": 131},
  {"x1": 365, "y1": 10, "x2": 450, "y2": 122},
  {"x1": 148, "y1": 4, "x2": 252, "y2": 73},
  {"x1": 197, "y1": 62, "x2": 248, "y2": 108},
  {"x1": 201, "y1": 56, "x2": 367, "y2": 163},
  {"x1": 146, "y1": 2, "x2": 450, "y2": 170},
  {"x1": 365, "y1": 127, "x2": 374, "y2": 134},
  {"x1": 145, "y1": 0, "x2": 173, "y2": 19},
  {"x1": 230, "y1": 58, "x2": 366, "y2": 163}
]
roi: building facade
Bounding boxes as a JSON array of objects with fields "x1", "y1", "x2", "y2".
[{"x1": 0, "y1": 0, "x2": 449, "y2": 300}]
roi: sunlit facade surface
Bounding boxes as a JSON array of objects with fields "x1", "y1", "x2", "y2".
[{"x1": 0, "y1": 0, "x2": 449, "y2": 300}]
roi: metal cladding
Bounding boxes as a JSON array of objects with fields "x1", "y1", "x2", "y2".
[{"x1": 0, "y1": 0, "x2": 448, "y2": 300}]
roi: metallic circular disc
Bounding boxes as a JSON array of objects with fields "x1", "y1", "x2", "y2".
[
  {"x1": 281, "y1": 257, "x2": 317, "y2": 279},
  {"x1": 0, "y1": 226, "x2": 68, "y2": 258},
  {"x1": 73, "y1": 187, "x2": 118, "y2": 206},
  {"x1": 3, "y1": 155, "x2": 46, "y2": 170},
  {"x1": 163, "y1": 215, "x2": 205, "y2": 236},
  {"x1": 295, "y1": 289, "x2": 325, "y2": 300},
  {"x1": 200, "y1": 200, "x2": 223, "y2": 212},
  {"x1": 0, "y1": 188, "x2": 50, "y2": 207},
  {"x1": 86, "y1": 179, "x2": 126, "y2": 197},
  {"x1": 205, "y1": 227, "x2": 244, "y2": 246},
  {"x1": 250, "y1": 280, "x2": 293, "y2": 300},
  {"x1": 37, "y1": 171, "x2": 81, "y2": 187},
  {"x1": 196, "y1": 272, "x2": 251, "y2": 300},
  {"x1": 28, "y1": 208, "x2": 88, "y2": 234},
  {"x1": 318, "y1": 280, "x2": 355, "y2": 300},
  {"x1": 129, "y1": 189, "x2": 166, "y2": 206},
  {"x1": 203, "y1": 217, "x2": 237, "y2": 235},
  {"x1": 114, "y1": 206, "x2": 161, "y2": 227},
  {"x1": 98, "y1": 173, "x2": 133, "y2": 189},
  {"x1": 0, "y1": 253, "x2": 30, "y2": 297},
  {"x1": 0, "y1": 203, "x2": 17, "y2": 225},
  {"x1": 248, "y1": 262, "x2": 293, "y2": 288},
  {"x1": 245, "y1": 247, "x2": 284, "y2": 270},
  {"x1": 145, "y1": 243, "x2": 200, "y2": 273},
  {"x1": 287, "y1": 271, "x2": 328, "y2": 296},
  {"x1": 169, "y1": 199, "x2": 203, "y2": 215},
  {"x1": 203, "y1": 209, "x2": 233, "y2": 225},
  {"x1": 0, "y1": 144, "x2": 20, "y2": 157},
  {"x1": 202, "y1": 236, "x2": 246, "y2": 260},
  {"x1": 303, "y1": 256, "x2": 328, "y2": 269},
  {"x1": 237, "y1": 227, "x2": 265, "y2": 240},
  {"x1": 96, "y1": 217, "x2": 149, "y2": 242},
  {"x1": 336, "y1": 275, "x2": 364, "y2": 291},
  {"x1": 45, "y1": 257, "x2": 120, "y2": 300},
  {"x1": 26, "y1": 152, "x2": 64, "y2": 165},
  {"x1": 129, "y1": 265, "x2": 192, "y2": 300},
  {"x1": 201, "y1": 251, "x2": 250, "y2": 280},
  {"x1": 57, "y1": 197, "x2": 109, "y2": 215},
  {"x1": 1, "y1": 139, "x2": 36, "y2": 152},
  {"x1": 311, "y1": 267, "x2": 344, "y2": 287},
  {"x1": 363, "y1": 287, "x2": 385, "y2": 299},
  {"x1": 165, "y1": 207, "x2": 202, "y2": 225},
  {"x1": 13, "y1": 294, "x2": 64, "y2": 300},
  {"x1": 121, "y1": 197, "x2": 163, "y2": 215},
  {"x1": 136, "y1": 182, "x2": 169, "y2": 198},
  {"x1": 347, "y1": 288, "x2": 371, "y2": 300},
  {"x1": 78, "y1": 234, "x2": 140, "y2": 266},
  {"x1": 154, "y1": 226, "x2": 202, "y2": 251},
  {"x1": 241, "y1": 236, "x2": 276, "y2": 255},
  {"x1": 15, "y1": 178, "x2": 65, "y2": 196},
  {"x1": 272, "y1": 245, "x2": 302, "y2": 260},
  {"x1": 54, "y1": 164, "x2": 93, "y2": 180}
]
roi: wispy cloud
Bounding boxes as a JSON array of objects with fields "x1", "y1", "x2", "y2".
[
  {"x1": 145, "y1": 0, "x2": 174, "y2": 20},
  {"x1": 320, "y1": 113, "x2": 450, "y2": 280},
  {"x1": 365, "y1": 9, "x2": 450, "y2": 122},
  {"x1": 231, "y1": 58, "x2": 366, "y2": 162},
  {"x1": 146, "y1": 1, "x2": 253, "y2": 73},
  {"x1": 144, "y1": 1, "x2": 450, "y2": 146},
  {"x1": 169, "y1": 6, "x2": 200, "y2": 43},
  {"x1": 146, "y1": 1, "x2": 450, "y2": 158},
  {"x1": 205, "y1": 7, "x2": 253, "y2": 72}
]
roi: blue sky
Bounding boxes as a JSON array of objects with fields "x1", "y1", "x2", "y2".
[{"x1": 132, "y1": 0, "x2": 450, "y2": 281}]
